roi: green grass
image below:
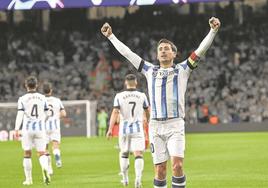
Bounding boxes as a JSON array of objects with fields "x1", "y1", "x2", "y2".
[{"x1": 1, "y1": 132, "x2": 268, "y2": 187}]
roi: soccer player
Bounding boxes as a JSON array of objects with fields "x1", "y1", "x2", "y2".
[
  {"x1": 14, "y1": 76, "x2": 51, "y2": 185},
  {"x1": 43, "y1": 82, "x2": 66, "y2": 172},
  {"x1": 106, "y1": 74, "x2": 150, "y2": 188},
  {"x1": 101, "y1": 17, "x2": 221, "y2": 188}
]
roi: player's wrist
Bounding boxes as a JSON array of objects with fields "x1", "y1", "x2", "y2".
[
  {"x1": 108, "y1": 33, "x2": 115, "y2": 40},
  {"x1": 210, "y1": 28, "x2": 218, "y2": 34}
]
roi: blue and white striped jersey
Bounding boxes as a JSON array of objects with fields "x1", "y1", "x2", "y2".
[
  {"x1": 108, "y1": 30, "x2": 217, "y2": 120},
  {"x1": 138, "y1": 59, "x2": 192, "y2": 119},
  {"x1": 17, "y1": 92, "x2": 48, "y2": 131},
  {"x1": 114, "y1": 89, "x2": 149, "y2": 135},
  {"x1": 45, "y1": 96, "x2": 64, "y2": 131}
]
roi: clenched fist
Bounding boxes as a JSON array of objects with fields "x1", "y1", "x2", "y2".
[
  {"x1": 209, "y1": 17, "x2": 221, "y2": 31},
  {"x1": 101, "y1": 22, "x2": 113, "y2": 38}
]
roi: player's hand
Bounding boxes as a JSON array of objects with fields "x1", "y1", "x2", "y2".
[
  {"x1": 101, "y1": 23, "x2": 113, "y2": 38},
  {"x1": 209, "y1": 17, "x2": 221, "y2": 31},
  {"x1": 106, "y1": 130, "x2": 113, "y2": 140}
]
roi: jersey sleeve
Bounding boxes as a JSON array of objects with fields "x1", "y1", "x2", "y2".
[
  {"x1": 113, "y1": 94, "x2": 120, "y2": 109},
  {"x1": 143, "y1": 93, "x2": 149, "y2": 109},
  {"x1": 176, "y1": 59, "x2": 193, "y2": 79},
  {"x1": 17, "y1": 97, "x2": 24, "y2": 111},
  {"x1": 108, "y1": 34, "x2": 143, "y2": 70},
  {"x1": 137, "y1": 59, "x2": 154, "y2": 75},
  {"x1": 58, "y1": 99, "x2": 65, "y2": 110}
]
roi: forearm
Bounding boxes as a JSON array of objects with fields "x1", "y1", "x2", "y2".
[
  {"x1": 108, "y1": 34, "x2": 142, "y2": 69},
  {"x1": 108, "y1": 110, "x2": 119, "y2": 132},
  {"x1": 15, "y1": 111, "x2": 24, "y2": 130},
  {"x1": 195, "y1": 28, "x2": 217, "y2": 57}
]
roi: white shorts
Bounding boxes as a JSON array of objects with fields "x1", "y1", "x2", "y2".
[
  {"x1": 119, "y1": 132, "x2": 145, "y2": 153},
  {"x1": 149, "y1": 118, "x2": 185, "y2": 164},
  {"x1": 46, "y1": 130, "x2": 61, "y2": 144},
  {"x1": 21, "y1": 131, "x2": 46, "y2": 152}
]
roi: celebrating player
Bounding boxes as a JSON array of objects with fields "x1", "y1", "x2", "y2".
[
  {"x1": 14, "y1": 76, "x2": 51, "y2": 185},
  {"x1": 101, "y1": 17, "x2": 220, "y2": 188},
  {"x1": 107, "y1": 74, "x2": 150, "y2": 188},
  {"x1": 43, "y1": 82, "x2": 66, "y2": 173}
]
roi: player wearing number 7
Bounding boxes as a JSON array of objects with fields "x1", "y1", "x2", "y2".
[
  {"x1": 43, "y1": 82, "x2": 66, "y2": 174},
  {"x1": 107, "y1": 74, "x2": 150, "y2": 188},
  {"x1": 14, "y1": 76, "x2": 51, "y2": 185}
]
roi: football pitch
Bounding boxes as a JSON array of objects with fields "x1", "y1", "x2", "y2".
[{"x1": 1, "y1": 132, "x2": 268, "y2": 188}]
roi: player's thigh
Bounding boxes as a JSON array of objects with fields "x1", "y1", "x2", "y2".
[
  {"x1": 34, "y1": 132, "x2": 47, "y2": 152},
  {"x1": 21, "y1": 131, "x2": 33, "y2": 151},
  {"x1": 167, "y1": 123, "x2": 185, "y2": 158},
  {"x1": 130, "y1": 133, "x2": 145, "y2": 152},
  {"x1": 119, "y1": 135, "x2": 130, "y2": 153},
  {"x1": 149, "y1": 121, "x2": 169, "y2": 164}
]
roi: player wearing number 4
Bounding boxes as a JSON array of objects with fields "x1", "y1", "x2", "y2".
[
  {"x1": 102, "y1": 17, "x2": 220, "y2": 188},
  {"x1": 107, "y1": 74, "x2": 150, "y2": 188},
  {"x1": 14, "y1": 76, "x2": 51, "y2": 185},
  {"x1": 43, "y1": 82, "x2": 66, "y2": 174}
]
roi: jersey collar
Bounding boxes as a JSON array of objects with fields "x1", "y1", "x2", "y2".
[{"x1": 126, "y1": 88, "x2": 137, "y2": 91}]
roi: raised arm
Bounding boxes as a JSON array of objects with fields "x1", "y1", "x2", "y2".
[
  {"x1": 101, "y1": 23, "x2": 143, "y2": 70},
  {"x1": 188, "y1": 17, "x2": 221, "y2": 69}
]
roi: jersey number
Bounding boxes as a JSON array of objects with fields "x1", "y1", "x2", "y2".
[
  {"x1": 129, "y1": 102, "x2": 136, "y2": 117},
  {"x1": 48, "y1": 104, "x2": 54, "y2": 116},
  {"x1": 31, "y1": 104, "x2": 38, "y2": 118}
]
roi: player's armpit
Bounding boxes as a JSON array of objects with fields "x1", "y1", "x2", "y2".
[{"x1": 187, "y1": 52, "x2": 200, "y2": 70}]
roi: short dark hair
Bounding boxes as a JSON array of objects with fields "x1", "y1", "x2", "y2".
[
  {"x1": 125, "y1": 74, "x2": 137, "y2": 81},
  {"x1": 25, "y1": 76, "x2": 38, "y2": 89},
  {"x1": 43, "y1": 82, "x2": 52, "y2": 94},
  {"x1": 157, "y1": 38, "x2": 177, "y2": 53}
]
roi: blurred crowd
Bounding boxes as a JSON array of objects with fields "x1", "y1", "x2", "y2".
[{"x1": 0, "y1": 6, "x2": 268, "y2": 127}]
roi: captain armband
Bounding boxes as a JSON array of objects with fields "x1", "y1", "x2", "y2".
[{"x1": 187, "y1": 52, "x2": 200, "y2": 70}]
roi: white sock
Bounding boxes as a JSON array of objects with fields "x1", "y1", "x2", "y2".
[
  {"x1": 120, "y1": 156, "x2": 129, "y2": 182},
  {"x1": 135, "y1": 157, "x2": 144, "y2": 183},
  {"x1": 39, "y1": 155, "x2": 49, "y2": 171},
  {"x1": 23, "y1": 158, "x2": 32, "y2": 181}
]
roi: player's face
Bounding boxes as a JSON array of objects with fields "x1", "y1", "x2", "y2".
[{"x1": 157, "y1": 42, "x2": 176, "y2": 66}]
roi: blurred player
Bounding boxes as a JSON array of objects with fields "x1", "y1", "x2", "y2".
[
  {"x1": 43, "y1": 82, "x2": 66, "y2": 173},
  {"x1": 14, "y1": 76, "x2": 51, "y2": 185},
  {"x1": 107, "y1": 74, "x2": 150, "y2": 188},
  {"x1": 97, "y1": 107, "x2": 108, "y2": 136},
  {"x1": 101, "y1": 17, "x2": 220, "y2": 188}
]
